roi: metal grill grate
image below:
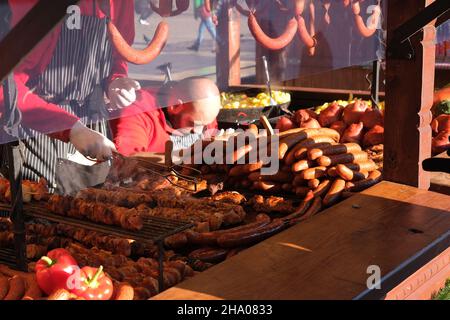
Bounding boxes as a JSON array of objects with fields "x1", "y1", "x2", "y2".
[
  {"x1": 0, "y1": 203, "x2": 193, "y2": 243},
  {"x1": 0, "y1": 248, "x2": 17, "y2": 268}
]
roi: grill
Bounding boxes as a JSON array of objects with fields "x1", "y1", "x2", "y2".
[
  {"x1": 0, "y1": 248, "x2": 17, "y2": 268},
  {"x1": 0, "y1": 202, "x2": 193, "y2": 292},
  {"x1": 0, "y1": 203, "x2": 193, "y2": 243}
]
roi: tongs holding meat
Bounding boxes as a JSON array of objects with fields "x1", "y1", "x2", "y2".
[{"x1": 109, "y1": 151, "x2": 203, "y2": 192}]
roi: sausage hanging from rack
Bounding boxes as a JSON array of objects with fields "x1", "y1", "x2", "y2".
[
  {"x1": 248, "y1": 12, "x2": 298, "y2": 50},
  {"x1": 107, "y1": 21, "x2": 168, "y2": 65},
  {"x1": 352, "y1": 0, "x2": 381, "y2": 38}
]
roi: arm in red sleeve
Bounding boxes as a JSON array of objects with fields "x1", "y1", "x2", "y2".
[
  {"x1": 110, "y1": 89, "x2": 169, "y2": 155},
  {"x1": 0, "y1": 74, "x2": 79, "y2": 142},
  {"x1": 108, "y1": 0, "x2": 135, "y2": 83}
]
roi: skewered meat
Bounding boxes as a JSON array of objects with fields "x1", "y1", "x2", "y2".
[
  {"x1": 76, "y1": 188, "x2": 154, "y2": 208},
  {"x1": 248, "y1": 195, "x2": 296, "y2": 215},
  {"x1": 209, "y1": 191, "x2": 246, "y2": 205},
  {"x1": 47, "y1": 195, "x2": 143, "y2": 231},
  {"x1": 65, "y1": 243, "x2": 187, "y2": 298},
  {"x1": 0, "y1": 178, "x2": 49, "y2": 204}
]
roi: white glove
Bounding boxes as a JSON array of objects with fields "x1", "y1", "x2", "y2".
[
  {"x1": 69, "y1": 121, "x2": 117, "y2": 161},
  {"x1": 107, "y1": 78, "x2": 141, "y2": 110}
]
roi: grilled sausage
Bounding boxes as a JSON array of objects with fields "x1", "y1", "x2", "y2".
[
  {"x1": 317, "y1": 151, "x2": 368, "y2": 167},
  {"x1": 323, "y1": 179, "x2": 346, "y2": 206},
  {"x1": 299, "y1": 166, "x2": 327, "y2": 180},
  {"x1": 217, "y1": 219, "x2": 287, "y2": 248},
  {"x1": 4, "y1": 276, "x2": 26, "y2": 300},
  {"x1": 113, "y1": 282, "x2": 134, "y2": 300},
  {"x1": 345, "y1": 170, "x2": 382, "y2": 192},
  {"x1": 188, "y1": 248, "x2": 229, "y2": 263},
  {"x1": 0, "y1": 275, "x2": 9, "y2": 300},
  {"x1": 308, "y1": 143, "x2": 361, "y2": 161}
]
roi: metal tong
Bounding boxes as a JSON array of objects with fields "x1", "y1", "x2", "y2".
[
  {"x1": 111, "y1": 151, "x2": 203, "y2": 192},
  {"x1": 262, "y1": 56, "x2": 293, "y2": 116}
]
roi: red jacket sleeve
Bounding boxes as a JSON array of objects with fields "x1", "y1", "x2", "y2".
[
  {"x1": 110, "y1": 89, "x2": 170, "y2": 156},
  {"x1": 0, "y1": 74, "x2": 79, "y2": 142},
  {"x1": 107, "y1": 0, "x2": 135, "y2": 84}
]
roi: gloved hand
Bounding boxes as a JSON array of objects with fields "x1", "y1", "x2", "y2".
[
  {"x1": 107, "y1": 77, "x2": 141, "y2": 110},
  {"x1": 69, "y1": 121, "x2": 117, "y2": 161}
]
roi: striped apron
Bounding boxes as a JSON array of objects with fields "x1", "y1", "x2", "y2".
[{"x1": 21, "y1": 5, "x2": 112, "y2": 189}]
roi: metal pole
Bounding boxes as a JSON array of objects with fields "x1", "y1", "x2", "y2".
[
  {"x1": 371, "y1": 60, "x2": 381, "y2": 107},
  {"x1": 157, "y1": 240, "x2": 165, "y2": 293},
  {"x1": 5, "y1": 142, "x2": 27, "y2": 271}
]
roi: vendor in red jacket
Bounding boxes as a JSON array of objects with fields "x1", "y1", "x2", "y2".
[
  {"x1": 0, "y1": 0, "x2": 146, "y2": 188},
  {"x1": 110, "y1": 77, "x2": 221, "y2": 156}
]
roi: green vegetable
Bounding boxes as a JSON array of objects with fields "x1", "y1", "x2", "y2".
[{"x1": 436, "y1": 100, "x2": 450, "y2": 116}]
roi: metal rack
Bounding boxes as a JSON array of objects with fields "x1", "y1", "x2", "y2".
[
  {"x1": 0, "y1": 248, "x2": 17, "y2": 268},
  {"x1": 0, "y1": 202, "x2": 193, "y2": 292}
]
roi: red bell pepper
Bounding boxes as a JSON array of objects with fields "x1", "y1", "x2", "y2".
[
  {"x1": 70, "y1": 266, "x2": 114, "y2": 300},
  {"x1": 35, "y1": 248, "x2": 79, "y2": 295}
]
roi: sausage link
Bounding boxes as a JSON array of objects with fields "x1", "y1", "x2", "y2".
[
  {"x1": 308, "y1": 143, "x2": 361, "y2": 160},
  {"x1": 295, "y1": 186, "x2": 310, "y2": 197},
  {"x1": 0, "y1": 275, "x2": 9, "y2": 300},
  {"x1": 292, "y1": 159, "x2": 315, "y2": 173},
  {"x1": 229, "y1": 161, "x2": 263, "y2": 177},
  {"x1": 113, "y1": 282, "x2": 135, "y2": 300},
  {"x1": 289, "y1": 196, "x2": 322, "y2": 224},
  {"x1": 283, "y1": 191, "x2": 314, "y2": 222},
  {"x1": 323, "y1": 179, "x2": 346, "y2": 206},
  {"x1": 285, "y1": 139, "x2": 334, "y2": 165},
  {"x1": 188, "y1": 248, "x2": 229, "y2": 263},
  {"x1": 248, "y1": 13, "x2": 297, "y2": 50},
  {"x1": 217, "y1": 219, "x2": 287, "y2": 248},
  {"x1": 4, "y1": 276, "x2": 26, "y2": 300},
  {"x1": 345, "y1": 170, "x2": 382, "y2": 192},
  {"x1": 299, "y1": 166, "x2": 327, "y2": 180},
  {"x1": 335, "y1": 164, "x2": 368, "y2": 181},
  {"x1": 343, "y1": 160, "x2": 378, "y2": 173},
  {"x1": 308, "y1": 179, "x2": 320, "y2": 189},
  {"x1": 312, "y1": 179, "x2": 332, "y2": 198},
  {"x1": 108, "y1": 21, "x2": 168, "y2": 65},
  {"x1": 317, "y1": 151, "x2": 368, "y2": 167}
]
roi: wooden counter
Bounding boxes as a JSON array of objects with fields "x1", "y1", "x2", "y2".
[{"x1": 153, "y1": 181, "x2": 450, "y2": 300}]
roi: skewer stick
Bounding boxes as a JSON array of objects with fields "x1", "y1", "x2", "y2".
[{"x1": 260, "y1": 115, "x2": 274, "y2": 137}]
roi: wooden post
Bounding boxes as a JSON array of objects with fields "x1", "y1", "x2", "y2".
[
  {"x1": 216, "y1": 2, "x2": 241, "y2": 90},
  {"x1": 383, "y1": 0, "x2": 436, "y2": 189}
]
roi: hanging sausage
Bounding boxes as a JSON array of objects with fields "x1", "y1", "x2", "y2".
[
  {"x1": 352, "y1": 0, "x2": 381, "y2": 38},
  {"x1": 108, "y1": 21, "x2": 169, "y2": 65}
]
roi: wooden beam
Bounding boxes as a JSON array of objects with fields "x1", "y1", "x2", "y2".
[
  {"x1": 0, "y1": 0, "x2": 79, "y2": 83},
  {"x1": 383, "y1": 0, "x2": 436, "y2": 189},
  {"x1": 216, "y1": 2, "x2": 241, "y2": 90}
]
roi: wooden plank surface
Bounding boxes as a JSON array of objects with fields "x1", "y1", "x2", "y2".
[{"x1": 153, "y1": 181, "x2": 450, "y2": 300}]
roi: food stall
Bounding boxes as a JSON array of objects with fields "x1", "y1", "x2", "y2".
[{"x1": 0, "y1": 0, "x2": 449, "y2": 301}]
